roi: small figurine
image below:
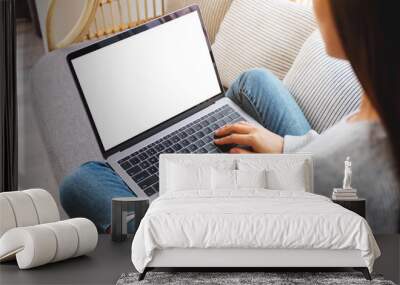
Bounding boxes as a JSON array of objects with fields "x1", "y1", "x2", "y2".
[
  {"x1": 332, "y1": 157, "x2": 357, "y2": 200},
  {"x1": 342, "y1": 156, "x2": 352, "y2": 190}
]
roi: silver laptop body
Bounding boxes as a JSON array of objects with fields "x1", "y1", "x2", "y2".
[{"x1": 67, "y1": 5, "x2": 260, "y2": 201}]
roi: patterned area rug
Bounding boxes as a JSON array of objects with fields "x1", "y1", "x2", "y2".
[{"x1": 117, "y1": 272, "x2": 395, "y2": 285}]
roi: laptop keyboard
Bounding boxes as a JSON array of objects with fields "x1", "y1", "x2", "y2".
[{"x1": 117, "y1": 105, "x2": 245, "y2": 197}]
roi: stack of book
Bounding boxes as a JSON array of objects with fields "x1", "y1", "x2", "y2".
[{"x1": 332, "y1": 188, "x2": 358, "y2": 200}]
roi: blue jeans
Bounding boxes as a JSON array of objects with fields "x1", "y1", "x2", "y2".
[{"x1": 60, "y1": 68, "x2": 311, "y2": 232}]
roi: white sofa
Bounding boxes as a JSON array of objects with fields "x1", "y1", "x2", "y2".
[
  {"x1": 31, "y1": 0, "x2": 362, "y2": 183},
  {"x1": 0, "y1": 189, "x2": 98, "y2": 269}
]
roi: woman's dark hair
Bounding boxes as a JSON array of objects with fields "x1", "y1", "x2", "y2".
[{"x1": 328, "y1": 0, "x2": 400, "y2": 176}]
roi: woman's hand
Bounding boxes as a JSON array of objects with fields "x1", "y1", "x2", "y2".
[{"x1": 214, "y1": 121, "x2": 284, "y2": 154}]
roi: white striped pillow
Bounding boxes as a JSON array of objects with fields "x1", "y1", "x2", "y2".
[
  {"x1": 212, "y1": 0, "x2": 316, "y2": 87},
  {"x1": 166, "y1": 0, "x2": 232, "y2": 43},
  {"x1": 283, "y1": 31, "x2": 363, "y2": 133}
]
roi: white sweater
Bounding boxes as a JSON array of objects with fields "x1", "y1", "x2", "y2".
[{"x1": 284, "y1": 116, "x2": 400, "y2": 233}]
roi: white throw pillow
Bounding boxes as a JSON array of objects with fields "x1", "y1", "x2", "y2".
[
  {"x1": 266, "y1": 169, "x2": 306, "y2": 191},
  {"x1": 283, "y1": 31, "x2": 362, "y2": 133},
  {"x1": 237, "y1": 158, "x2": 307, "y2": 191},
  {"x1": 167, "y1": 162, "x2": 212, "y2": 191},
  {"x1": 166, "y1": 0, "x2": 233, "y2": 43},
  {"x1": 236, "y1": 169, "x2": 267, "y2": 189},
  {"x1": 211, "y1": 168, "x2": 268, "y2": 190},
  {"x1": 163, "y1": 155, "x2": 237, "y2": 193},
  {"x1": 211, "y1": 168, "x2": 236, "y2": 190},
  {"x1": 212, "y1": 0, "x2": 316, "y2": 87}
]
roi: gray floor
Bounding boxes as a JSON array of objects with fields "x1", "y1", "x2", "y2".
[
  {"x1": 16, "y1": 20, "x2": 66, "y2": 218},
  {"x1": 0, "y1": 235, "x2": 398, "y2": 285}
]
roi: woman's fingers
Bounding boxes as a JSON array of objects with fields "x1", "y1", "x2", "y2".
[
  {"x1": 229, "y1": 147, "x2": 255, "y2": 154},
  {"x1": 214, "y1": 122, "x2": 283, "y2": 154},
  {"x1": 214, "y1": 133, "x2": 254, "y2": 146},
  {"x1": 215, "y1": 123, "x2": 253, "y2": 137}
]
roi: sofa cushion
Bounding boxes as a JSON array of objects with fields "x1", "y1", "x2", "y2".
[
  {"x1": 166, "y1": 0, "x2": 232, "y2": 43},
  {"x1": 212, "y1": 0, "x2": 316, "y2": 87},
  {"x1": 283, "y1": 31, "x2": 362, "y2": 133}
]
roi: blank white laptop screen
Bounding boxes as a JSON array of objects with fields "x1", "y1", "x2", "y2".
[{"x1": 71, "y1": 11, "x2": 221, "y2": 151}]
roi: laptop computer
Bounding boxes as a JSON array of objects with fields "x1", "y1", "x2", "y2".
[{"x1": 67, "y1": 5, "x2": 260, "y2": 200}]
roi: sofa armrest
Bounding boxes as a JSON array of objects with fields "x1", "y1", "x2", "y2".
[{"x1": 31, "y1": 42, "x2": 103, "y2": 183}]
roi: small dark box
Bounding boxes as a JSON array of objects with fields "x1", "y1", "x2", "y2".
[{"x1": 111, "y1": 197, "x2": 149, "y2": 242}]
